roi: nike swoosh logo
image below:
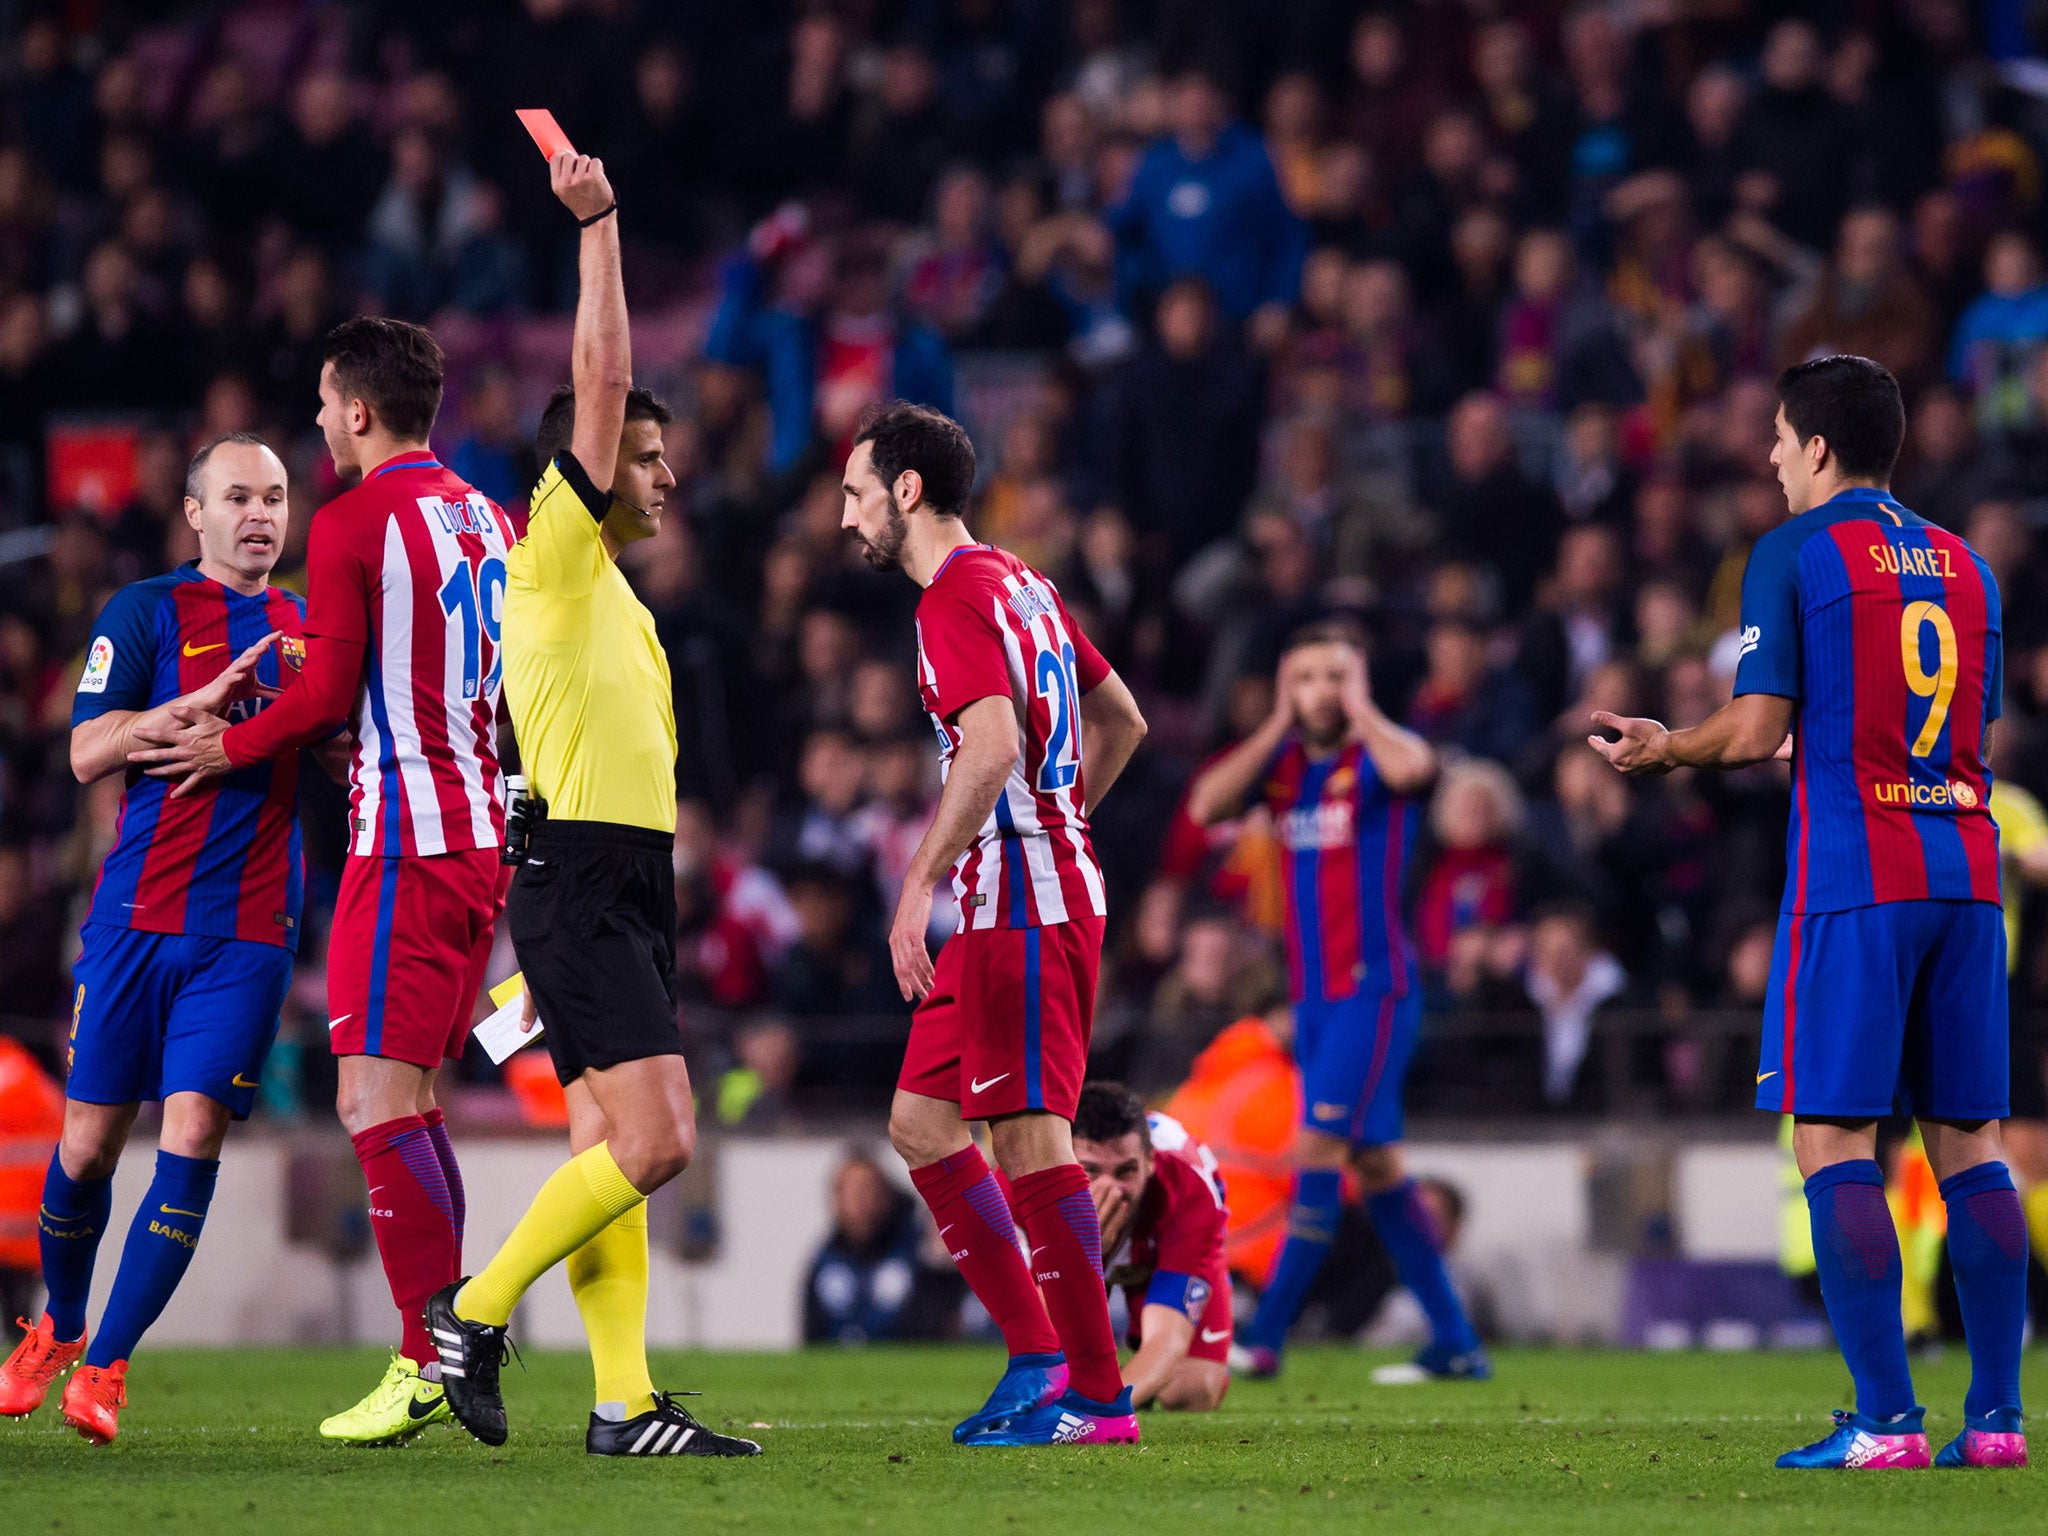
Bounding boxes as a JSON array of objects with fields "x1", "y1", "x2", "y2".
[
  {"x1": 181, "y1": 641, "x2": 225, "y2": 658},
  {"x1": 1201, "y1": 1328, "x2": 1230, "y2": 1343},
  {"x1": 408, "y1": 1391, "x2": 444, "y2": 1420},
  {"x1": 232, "y1": 1073, "x2": 259, "y2": 1089},
  {"x1": 1757, "y1": 1070, "x2": 1778, "y2": 1085},
  {"x1": 970, "y1": 1073, "x2": 1011, "y2": 1094},
  {"x1": 1029, "y1": 1245, "x2": 1049, "y2": 1260},
  {"x1": 159, "y1": 1204, "x2": 204, "y2": 1218},
  {"x1": 937, "y1": 1224, "x2": 954, "y2": 1239},
  {"x1": 328, "y1": 1014, "x2": 353, "y2": 1031}
]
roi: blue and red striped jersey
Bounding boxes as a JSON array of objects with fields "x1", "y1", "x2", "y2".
[
  {"x1": 72, "y1": 565, "x2": 308, "y2": 949},
  {"x1": 1734, "y1": 486, "x2": 2003, "y2": 914},
  {"x1": 1261, "y1": 738, "x2": 1417, "y2": 1002}
]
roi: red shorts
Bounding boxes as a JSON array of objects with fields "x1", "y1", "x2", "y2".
[
  {"x1": 1127, "y1": 1267, "x2": 1235, "y2": 1363},
  {"x1": 327, "y1": 848, "x2": 509, "y2": 1068},
  {"x1": 898, "y1": 916, "x2": 1104, "y2": 1120}
]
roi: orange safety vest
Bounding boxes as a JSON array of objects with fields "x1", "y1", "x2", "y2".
[
  {"x1": 0, "y1": 1037, "x2": 65, "y2": 1269},
  {"x1": 1163, "y1": 1017, "x2": 1302, "y2": 1287}
]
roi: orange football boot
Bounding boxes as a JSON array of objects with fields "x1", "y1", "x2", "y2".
[
  {"x1": 60, "y1": 1359, "x2": 126, "y2": 1444},
  {"x1": 0, "y1": 1315, "x2": 85, "y2": 1417}
]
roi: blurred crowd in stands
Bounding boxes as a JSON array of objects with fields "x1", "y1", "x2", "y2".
[{"x1": 4, "y1": 0, "x2": 2048, "y2": 1128}]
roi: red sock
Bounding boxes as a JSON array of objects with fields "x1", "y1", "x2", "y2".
[
  {"x1": 420, "y1": 1105, "x2": 465, "y2": 1256},
  {"x1": 909, "y1": 1147, "x2": 1060, "y2": 1359},
  {"x1": 350, "y1": 1115, "x2": 458, "y2": 1368},
  {"x1": 1010, "y1": 1163, "x2": 1123, "y2": 1403}
]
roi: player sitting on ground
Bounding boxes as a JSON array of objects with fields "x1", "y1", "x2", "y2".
[
  {"x1": 1, "y1": 435, "x2": 342, "y2": 1443},
  {"x1": 1073, "y1": 1084, "x2": 1232, "y2": 1412},
  {"x1": 1594, "y1": 355, "x2": 2027, "y2": 1471},
  {"x1": 1188, "y1": 624, "x2": 1489, "y2": 1385},
  {"x1": 842, "y1": 401, "x2": 1152, "y2": 1447},
  {"x1": 137, "y1": 320, "x2": 517, "y2": 1445}
]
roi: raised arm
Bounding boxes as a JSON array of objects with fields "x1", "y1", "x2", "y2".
[
  {"x1": 1079, "y1": 669, "x2": 1147, "y2": 815},
  {"x1": 888, "y1": 696, "x2": 1020, "y2": 1001},
  {"x1": 554, "y1": 151, "x2": 628, "y2": 493},
  {"x1": 1186, "y1": 687, "x2": 1294, "y2": 828},
  {"x1": 1341, "y1": 645, "x2": 1435, "y2": 794}
]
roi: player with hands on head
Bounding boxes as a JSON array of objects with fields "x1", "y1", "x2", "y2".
[
  {"x1": 1073, "y1": 1084, "x2": 1233, "y2": 1413},
  {"x1": 0, "y1": 435, "x2": 339, "y2": 1444},
  {"x1": 842, "y1": 400, "x2": 1151, "y2": 1448},
  {"x1": 1592, "y1": 355, "x2": 2025, "y2": 1471},
  {"x1": 422, "y1": 144, "x2": 757, "y2": 1461},
  {"x1": 1188, "y1": 623, "x2": 1489, "y2": 1386}
]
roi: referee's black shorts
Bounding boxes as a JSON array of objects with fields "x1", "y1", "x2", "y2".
[
  {"x1": 507, "y1": 819, "x2": 684, "y2": 1087},
  {"x1": 2012, "y1": 992, "x2": 2047, "y2": 1122}
]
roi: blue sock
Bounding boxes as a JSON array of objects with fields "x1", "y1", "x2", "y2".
[
  {"x1": 1245, "y1": 1169, "x2": 1342, "y2": 1351},
  {"x1": 1365, "y1": 1178, "x2": 1482, "y2": 1356},
  {"x1": 36, "y1": 1151, "x2": 112, "y2": 1343},
  {"x1": 1805, "y1": 1159, "x2": 1916, "y2": 1421},
  {"x1": 1939, "y1": 1161, "x2": 2028, "y2": 1420},
  {"x1": 84, "y1": 1151, "x2": 218, "y2": 1368}
]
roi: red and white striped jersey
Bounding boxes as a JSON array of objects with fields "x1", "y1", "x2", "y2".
[
  {"x1": 914, "y1": 544, "x2": 1110, "y2": 930},
  {"x1": 309, "y1": 454, "x2": 515, "y2": 856}
]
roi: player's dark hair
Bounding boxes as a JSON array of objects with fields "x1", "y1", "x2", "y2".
[
  {"x1": 853, "y1": 401, "x2": 976, "y2": 517},
  {"x1": 1283, "y1": 618, "x2": 1366, "y2": 656},
  {"x1": 184, "y1": 431, "x2": 273, "y2": 503},
  {"x1": 322, "y1": 316, "x2": 445, "y2": 442},
  {"x1": 534, "y1": 383, "x2": 675, "y2": 471},
  {"x1": 1775, "y1": 354, "x2": 1905, "y2": 482},
  {"x1": 1073, "y1": 1082, "x2": 1151, "y2": 1148}
]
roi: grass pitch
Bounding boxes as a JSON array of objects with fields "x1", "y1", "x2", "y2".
[{"x1": 2, "y1": 1346, "x2": 2042, "y2": 1535}]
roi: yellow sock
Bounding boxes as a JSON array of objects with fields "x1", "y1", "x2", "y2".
[
  {"x1": 568, "y1": 1204, "x2": 657, "y2": 1417},
  {"x1": 2023, "y1": 1183, "x2": 2048, "y2": 1274},
  {"x1": 457, "y1": 1142, "x2": 644, "y2": 1327}
]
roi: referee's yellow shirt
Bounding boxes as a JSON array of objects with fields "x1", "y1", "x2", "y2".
[{"x1": 502, "y1": 452, "x2": 676, "y2": 833}]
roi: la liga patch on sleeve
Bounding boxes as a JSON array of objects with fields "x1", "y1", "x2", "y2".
[{"x1": 78, "y1": 635, "x2": 114, "y2": 693}]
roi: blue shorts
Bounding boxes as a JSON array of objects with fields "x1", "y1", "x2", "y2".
[
  {"x1": 1759, "y1": 900, "x2": 2007, "y2": 1120},
  {"x1": 1293, "y1": 988, "x2": 1421, "y2": 1147},
  {"x1": 67, "y1": 923, "x2": 293, "y2": 1119}
]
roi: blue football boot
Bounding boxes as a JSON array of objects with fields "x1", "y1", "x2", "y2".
[
  {"x1": 1777, "y1": 1408, "x2": 1930, "y2": 1469},
  {"x1": 959, "y1": 1385, "x2": 1140, "y2": 1447},
  {"x1": 1934, "y1": 1407, "x2": 2028, "y2": 1468},
  {"x1": 951, "y1": 1353, "x2": 1068, "y2": 1443}
]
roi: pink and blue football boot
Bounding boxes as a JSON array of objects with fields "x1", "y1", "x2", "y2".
[
  {"x1": 959, "y1": 1385, "x2": 1140, "y2": 1446},
  {"x1": 1777, "y1": 1408, "x2": 1930, "y2": 1469},
  {"x1": 952, "y1": 1353, "x2": 1068, "y2": 1442},
  {"x1": 1935, "y1": 1408, "x2": 2028, "y2": 1468}
]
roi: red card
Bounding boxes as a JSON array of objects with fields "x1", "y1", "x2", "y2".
[{"x1": 517, "y1": 109, "x2": 576, "y2": 161}]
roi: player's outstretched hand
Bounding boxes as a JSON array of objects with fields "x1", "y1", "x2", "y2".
[
  {"x1": 890, "y1": 882, "x2": 937, "y2": 1003},
  {"x1": 128, "y1": 704, "x2": 234, "y2": 797},
  {"x1": 550, "y1": 150, "x2": 613, "y2": 221},
  {"x1": 184, "y1": 631, "x2": 282, "y2": 719},
  {"x1": 1587, "y1": 710, "x2": 1674, "y2": 778}
]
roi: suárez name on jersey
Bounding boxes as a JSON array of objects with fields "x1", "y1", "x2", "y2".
[{"x1": 1869, "y1": 541, "x2": 1957, "y2": 580}]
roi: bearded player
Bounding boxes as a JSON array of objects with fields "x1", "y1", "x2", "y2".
[
  {"x1": 137, "y1": 319, "x2": 516, "y2": 1443},
  {"x1": 0, "y1": 435, "x2": 335, "y2": 1442},
  {"x1": 841, "y1": 401, "x2": 1150, "y2": 1446},
  {"x1": 1073, "y1": 1083, "x2": 1232, "y2": 1412},
  {"x1": 1188, "y1": 622, "x2": 1488, "y2": 1384},
  {"x1": 1595, "y1": 356, "x2": 2025, "y2": 1470}
]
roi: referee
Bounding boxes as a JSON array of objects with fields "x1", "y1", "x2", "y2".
[{"x1": 426, "y1": 147, "x2": 757, "y2": 1461}]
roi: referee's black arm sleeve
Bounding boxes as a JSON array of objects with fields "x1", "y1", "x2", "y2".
[{"x1": 554, "y1": 451, "x2": 609, "y2": 523}]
